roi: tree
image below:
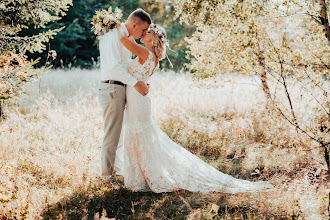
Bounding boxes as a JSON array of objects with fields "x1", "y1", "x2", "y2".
[{"x1": 174, "y1": 0, "x2": 329, "y2": 175}]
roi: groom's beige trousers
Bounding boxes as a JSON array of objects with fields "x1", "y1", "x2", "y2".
[{"x1": 98, "y1": 82, "x2": 126, "y2": 177}]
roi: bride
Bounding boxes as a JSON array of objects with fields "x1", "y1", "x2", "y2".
[{"x1": 115, "y1": 23, "x2": 274, "y2": 193}]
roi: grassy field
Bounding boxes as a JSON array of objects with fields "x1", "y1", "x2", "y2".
[{"x1": 0, "y1": 69, "x2": 329, "y2": 219}]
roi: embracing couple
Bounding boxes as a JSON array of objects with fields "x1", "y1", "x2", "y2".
[{"x1": 98, "y1": 8, "x2": 274, "y2": 193}]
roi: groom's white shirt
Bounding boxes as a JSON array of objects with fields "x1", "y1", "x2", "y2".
[{"x1": 99, "y1": 25, "x2": 138, "y2": 86}]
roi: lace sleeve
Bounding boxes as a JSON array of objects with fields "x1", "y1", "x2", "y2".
[{"x1": 127, "y1": 51, "x2": 158, "y2": 81}]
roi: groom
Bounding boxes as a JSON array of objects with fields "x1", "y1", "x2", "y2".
[{"x1": 98, "y1": 9, "x2": 152, "y2": 180}]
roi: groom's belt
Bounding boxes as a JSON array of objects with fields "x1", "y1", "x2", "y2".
[{"x1": 101, "y1": 80, "x2": 126, "y2": 87}]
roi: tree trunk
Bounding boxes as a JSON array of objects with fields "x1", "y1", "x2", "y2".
[
  {"x1": 318, "y1": 0, "x2": 330, "y2": 42},
  {"x1": 258, "y1": 53, "x2": 271, "y2": 100},
  {"x1": 322, "y1": 143, "x2": 330, "y2": 177},
  {"x1": 0, "y1": 100, "x2": 2, "y2": 119},
  {"x1": 326, "y1": 143, "x2": 330, "y2": 219}
]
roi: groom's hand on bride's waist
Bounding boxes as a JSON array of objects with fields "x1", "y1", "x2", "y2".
[{"x1": 134, "y1": 81, "x2": 149, "y2": 96}]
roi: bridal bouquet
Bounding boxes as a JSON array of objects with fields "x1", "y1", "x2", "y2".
[{"x1": 91, "y1": 6, "x2": 123, "y2": 39}]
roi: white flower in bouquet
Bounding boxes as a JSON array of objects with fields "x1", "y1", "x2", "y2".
[
  {"x1": 95, "y1": 23, "x2": 102, "y2": 31},
  {"x1": 106, "y1": 14, "x2": 115, "y2": 21},
  {"x1": 103, "y1": 18, "x2": 109, "y2": 25},
  {"x1": 115, "y1": 7, "x2": 123, "y2": 19}
]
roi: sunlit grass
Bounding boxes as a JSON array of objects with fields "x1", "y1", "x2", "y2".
[{"x1": 0, "y1": 69, "x2": 328, "y2": 219}]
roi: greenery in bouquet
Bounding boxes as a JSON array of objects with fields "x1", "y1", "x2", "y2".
[{"x1": 91, "y1": 6, "x2": 123, "y2": 39}]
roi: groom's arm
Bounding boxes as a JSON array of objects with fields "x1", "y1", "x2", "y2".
[{"x1": 106, "y1": 33, "x2": 138, "y2": 87}]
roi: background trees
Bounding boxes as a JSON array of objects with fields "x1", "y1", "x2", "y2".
[
  {"x1": 0, "y1": 0, "x2": 73, "y2": 116},
  {"x1": 24, "y1": 0, "x2": 112, "y2": 69}
]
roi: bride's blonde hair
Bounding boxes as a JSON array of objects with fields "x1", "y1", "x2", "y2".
[{"x1": 149, "y1": 24, "x2": 167, "y2": 61}]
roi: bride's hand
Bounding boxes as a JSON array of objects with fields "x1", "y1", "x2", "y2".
[{"x1": 116, "y1": 22, "x2": 125, "y2": 39}]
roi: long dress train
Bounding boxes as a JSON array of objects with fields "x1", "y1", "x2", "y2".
[{"x1": 119, "y1": 51, "x2": 274, "y2": 193}]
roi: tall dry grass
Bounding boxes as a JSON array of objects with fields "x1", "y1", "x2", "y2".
[{"x1": 0, "y1": 69, "x2": 329, "y2": 219}]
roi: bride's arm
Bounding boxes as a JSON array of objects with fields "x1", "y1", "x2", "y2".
[{"x1": 116, "y1": 23, "x2": 149, "y2": 61}]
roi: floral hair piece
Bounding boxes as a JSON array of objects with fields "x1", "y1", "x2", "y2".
[
  {"x1": 148, "y1": 23, "x2": 167, "y2": 42},
  {"x1": 148, "y1": 23, "x2": 177, "y2": 68}
]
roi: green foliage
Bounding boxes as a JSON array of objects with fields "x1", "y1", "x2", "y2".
[
  {"x1": 0, "y1": 0, "x2": 72, "y2": 107},
  {"x1": 25, "y1": 0, "x2": 113, "y2": 69},
  {"x1": 0, "y1": 0, "x2": 73, "y2": 55},
  {"x1": 26, "y1": 0, "x2": 193, "y2": 71}
]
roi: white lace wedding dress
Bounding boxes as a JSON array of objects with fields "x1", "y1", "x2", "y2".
[{"x1": 118, "y1": 51, "x2": 274, "y2": 193}]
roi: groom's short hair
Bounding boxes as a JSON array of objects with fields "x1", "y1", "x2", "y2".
[{"x1": 128, "y1": 8, "x2": 152, "y2": 25}]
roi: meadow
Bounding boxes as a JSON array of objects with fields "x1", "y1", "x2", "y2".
[{"x1": 0, "y1": 69, "x2": 329, "y2": 219}]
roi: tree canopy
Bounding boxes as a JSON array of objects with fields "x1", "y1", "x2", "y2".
[{"x1": 175, "y1": 0, "x2": 330, "y2": 173}]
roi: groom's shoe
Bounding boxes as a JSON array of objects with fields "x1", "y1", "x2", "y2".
[
  {"x1": 98, "y1": 175, "x2": 124, "y2": 184},
  {"x1": 101, "y1": 175, "x2": 117, "y2": 182},
  {"x1": 94, "y1": 175, "x2": 117, "y2": 184}
]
